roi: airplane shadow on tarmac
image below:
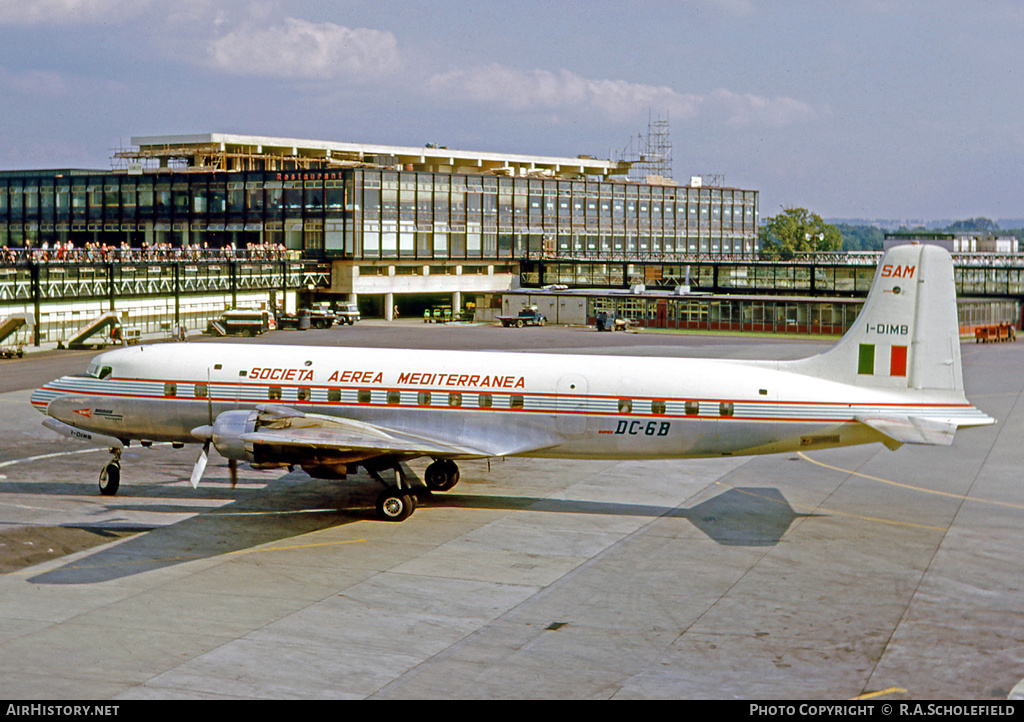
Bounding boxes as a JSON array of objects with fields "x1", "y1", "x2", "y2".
[{"x1": 28, "y1": 475, "x2": 813, "y2": 585}]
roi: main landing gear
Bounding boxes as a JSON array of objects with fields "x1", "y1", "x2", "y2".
[
  {"x1": 369, "y1": 458, "x2": 462, "y2": 522},
  {"x1": 99, "y1": 448, "x2": 122, "y2": 496},
  {"x1": 92, "y1": 447, "x2": 464, "y2": 522},
  {"x1": 424, "y1": 459, "x2": 460, "y2": 492}
]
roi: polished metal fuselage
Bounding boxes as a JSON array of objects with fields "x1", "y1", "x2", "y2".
[{"x1": 31, "y1": 343, "x2": 987, "y2": 461}]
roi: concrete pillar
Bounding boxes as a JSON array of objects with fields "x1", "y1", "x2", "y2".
[
  {"x1": 384, "y1": 292, "x2": 394, "y2": 321},
  {"x1": 452, "y1": 290, "x2": 461, "y2": 316}
]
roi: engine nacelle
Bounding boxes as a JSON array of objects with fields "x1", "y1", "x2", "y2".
[{"x1": 211, "y1": 409, "x2": 259, "y2": 462}]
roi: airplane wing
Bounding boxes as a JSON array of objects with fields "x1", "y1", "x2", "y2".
[
  {"x1": 855, "y1": 414, "x2": 958, "y2": 449},
  {"x1": 235, "y1": 404, "x2": 556, "y2": 459}
]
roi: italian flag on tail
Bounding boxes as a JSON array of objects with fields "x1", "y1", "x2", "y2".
[{"x1": 858, "y1": 344, "x2": 908, "y2": 377}]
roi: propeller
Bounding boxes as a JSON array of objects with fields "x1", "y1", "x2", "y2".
[
  {"x1": 190, "y1": 371, "x2": 216, "y2": 489},
  {"x1": 189, "y1": 371, "x2": 241, "y2": 489},
  {"x1": 190, "y1": 424, "x2": 213, "y2": 489},
  {"x1": 188, "y1": 427, "x2": 238, "y2": 488},
  {"x1": 190, "y1": 439, "x2": 210, "y2": 489}
]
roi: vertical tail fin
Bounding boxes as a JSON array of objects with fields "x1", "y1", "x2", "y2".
[{"x1": 792, "y1": 243, "x2": 963, "y2": 391}]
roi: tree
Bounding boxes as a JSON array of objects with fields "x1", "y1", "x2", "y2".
[
  {"x1": 945, "y1": 218, "x2": 998, "y2": 233},
  {"x1": 759, "y1": 208, "x2": 842, "y2": 260},
  {"x1": 836, "y1": 223, "x2": 885, "y2": 252}
]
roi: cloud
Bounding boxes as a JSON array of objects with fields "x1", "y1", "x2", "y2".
[
  {"x1": 207, "y1": 17, "x2": 400, "y2": 80},
  {"x1": 0, "y1": 67, "x2": 70, "y2": 96},
  {"x1": 0, "y1": 0, "x2": 151, "y2": 24},
  {"x1": 428, "y1": 64, "x2": 821, "y2": 129}
]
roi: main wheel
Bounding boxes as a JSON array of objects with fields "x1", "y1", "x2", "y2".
[
  {"x1": 376, "y1": 490, "x2": 415, "y2": 521},
  {"x1": 99, "y1": 461, "x2": 120, "y2": 496},
  {"x1": 425, "y1": 460, "x2": 460, "y2": 492},
  {"x1": 516, "y1": 319, "x2": 524, "y2": 328}
]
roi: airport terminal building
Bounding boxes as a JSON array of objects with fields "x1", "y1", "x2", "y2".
[
  {"x1": 0, "y1": 133, "x2": 760, "y2": 318},
  {"x1": 1, "y1": 133, "x2": 1018, "y2": 342}
]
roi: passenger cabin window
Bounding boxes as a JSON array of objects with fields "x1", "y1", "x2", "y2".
[
  {"x1": 510, "y1": 395, "x2": 524, "y2": 410},
  {"x1": 327, "y1": 389, "x2": 341, "y2": 403},
  {"x1": 685, "y1": 401, "x2": 700, "y2": 416},
  {"x1": 358, "y1": 389, "x2": 372, "y2": 404},
  {"x1": 651, "y1": 400, "x2": 666, "y2": 415},
  {"x1": 618, "y1": 399, "x2": 632, "y2": 414},
  {"x1": 194, "y1": 383, "x2": 208, "y2": 398},
  {"x1": 164, "y1": 383, "x2": 177, "y2": 397},
  {"x1": 387, "y1": 391, "x2": 401, "y2": 405},
  {"x1": 478, "y1": 394, "x2": 492, "y2": 408},
  {"x1": 719, "y1": 402, "x2": 734, "y2": 417},
  {"x1": 297, "y1": 387, "x2": 310, "y2": 402},
  {"x1": 268, "y1": 387, "x2": 282, "y2": 401},
  {"x1": 417, "y1": 391, "x2": 431, "y2": 406},
  {"x1": 448, "y1": 393, "x2": 462, "y2": 407}
]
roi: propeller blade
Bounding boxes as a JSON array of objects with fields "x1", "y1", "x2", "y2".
[
  {"x1": 190, "y1": 440, "x2": 210, "y2": 489},
  {"x1": 229, "y1": 459, "x2": 238, "y2": 488}
]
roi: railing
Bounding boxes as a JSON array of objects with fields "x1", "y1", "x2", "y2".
[
  {"x1": 0, "y1": 244, "x2": 293, "y2": 265},
  {"x1": 0, "y1": 249, "x2": 331, "y2": 346}
]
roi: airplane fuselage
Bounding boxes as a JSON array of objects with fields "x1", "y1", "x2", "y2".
[{"x1": 31, "y1": 342, "x2": 984, "y2": 461}]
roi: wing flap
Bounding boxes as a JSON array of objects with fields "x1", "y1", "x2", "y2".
[
  {"x1": 240, "y1": 426, "x2": 490, "y2": 458},
  {"x1": 240, "y1": 406, "x2": 556, "y2": 458}
]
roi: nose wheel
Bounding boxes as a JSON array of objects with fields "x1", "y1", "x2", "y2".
[{"x1": 99, "y1": 449, "x2": 122, "y2": 496}]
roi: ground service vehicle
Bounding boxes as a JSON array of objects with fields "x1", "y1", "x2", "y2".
[
  {"x1": 335, "y1": 302, "x2": 360, "y2": 325},
  {"x1": 207, "y1": 309, "x2": 270, "y2": 337},
  {"x1": 498, "y1": 307, "x2": 547, "y2": 328},
  {"x1": 595, "y1": 311, "x2": 634, "y2": 332},
  {"x1": 304, "y1": 306, "x2": 336, "y2": 329}
]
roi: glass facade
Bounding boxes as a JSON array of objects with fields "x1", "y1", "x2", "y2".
[
  {"x1": 0, "y1": 170, "x2": 349, "y2": 256},
  {"x1": 585, "y1": 295, "x2": 864, "y2": 335},
  {"x1": 0, "y1": 168, "x2": 759, "y2": 262}
]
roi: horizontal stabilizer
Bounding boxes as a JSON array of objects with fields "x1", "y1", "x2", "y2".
[{"x1": 855, "y1": 415, "x2": 958, "y2": 449}]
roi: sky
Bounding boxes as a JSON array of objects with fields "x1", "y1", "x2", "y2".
[{"x1": 1, "y1": 0, "x2": 1022, "y2": 223}]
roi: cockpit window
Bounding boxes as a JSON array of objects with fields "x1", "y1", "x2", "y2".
[{"x1": 86, "y1": 363, "x2": 113, "y2": 379}]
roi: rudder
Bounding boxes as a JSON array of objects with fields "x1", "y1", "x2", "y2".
[{"x1": 791, "y1": 244, "x2": 963, "y2": 391}]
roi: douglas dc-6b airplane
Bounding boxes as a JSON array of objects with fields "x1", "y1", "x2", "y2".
[{"x1": 31, "y1": 244, "x2": 994, "y2": 521}]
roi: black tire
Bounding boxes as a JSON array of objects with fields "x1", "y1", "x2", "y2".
[
  {"x1": 516, "y1": 319, "x2": 524, "y2": 328},
  {"x1": 99, "y1": 462, "x2": 120, "y2": 496},
  {"x1": 376, "y1": 490, "x2": 414, "y2": 521},
  {"x1": 425, "y1": 459, "x2": 460, "y2": 492}
]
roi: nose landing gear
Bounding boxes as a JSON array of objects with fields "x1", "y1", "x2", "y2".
[{"x1": 99, "y1": 448, "x2": 122, "y2": 496}]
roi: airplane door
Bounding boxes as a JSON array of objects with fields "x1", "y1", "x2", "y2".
[{"x1": 556, "y1": 374, "x2": 588, "y2": 435}]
